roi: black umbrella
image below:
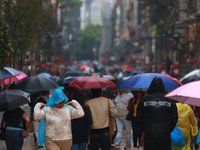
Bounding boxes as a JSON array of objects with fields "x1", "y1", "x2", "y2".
[
  {"x1": 181, "y1": 75, "x2": 200, "y2": 85},
  {"x1": 60, "y1": 71, "x2": 91, "y2": 79},
  {"x1": 0, "y1": 90, "x2": 30, "y2": 111},
  {"x1": 49, "y1": 76, "x2": 60, "y2": 84},
  {"x1": 15, "y1": 76, "x2": 58, "y2": 91}
]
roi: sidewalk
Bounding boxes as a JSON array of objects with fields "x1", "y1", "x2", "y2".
[{"x1": 0, "y1": 131, "x2": 143, "y2": 150}]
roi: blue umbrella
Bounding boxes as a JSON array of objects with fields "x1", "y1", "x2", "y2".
[
  {"x1": 37, "y1": 73, "x2": 52, "y2": 78},
  {"x1": 117, "y1": 73, "x2": 179, "y2": 91},
  {"x1": 57, "y1": 76, "x2": 77, "y2": 86},
  {"x1": 0, "y1": 67, "x2": 21, "y2": 80}
]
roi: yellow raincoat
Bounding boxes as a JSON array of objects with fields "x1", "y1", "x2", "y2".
[{"x1": 172, "y1": 103, "x2": 198, "y2": 150}]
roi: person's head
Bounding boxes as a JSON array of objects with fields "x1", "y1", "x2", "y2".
[
  {"x1": 55, "y1": 100, "x2": 65, "y2": 108},
  {"x1": 91, "y1": 89, "x2": 102, "y2": 98},
  {"x1": 46, "y1": 89, "x2": 68, "y2": 109},
  {"x1": 62, "y1": 86, "x2": 74, "y2": 101},
  {"x1": 133, "y1": 91, "x2": 145, "y2": 103},
  {"x1": 118, "y1": 89, "x2": 126, "y2": 94},
  {"x1": 147, "y1": 77, "x2": 166, "y2": 94}
]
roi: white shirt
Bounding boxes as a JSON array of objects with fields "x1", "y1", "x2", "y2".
[
  {"x1": 34, "y1": 100, "x2": 84, "y2": 140},
  {"x1": 115, "y1": 92, "x2": 133, "y2": 119}
]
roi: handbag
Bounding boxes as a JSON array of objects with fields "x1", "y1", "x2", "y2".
[
  {"x1": 0, "y1": 127, "x2": 6, "y2": 141},
  {"x1": 126, "y1": 109, "x2": 133, "y2": 121},
  {"x1": 171, "y1": 125, "x2": 185, "y2": 147},
  {"x1": 108, "y1": 99, "x2": 115, "y2": 142}
]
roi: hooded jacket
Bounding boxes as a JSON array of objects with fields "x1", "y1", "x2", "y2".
[{"x1": 137, "y1": 77, "x2": 178, "y2": 143}]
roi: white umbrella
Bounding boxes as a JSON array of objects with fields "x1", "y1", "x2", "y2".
[{"x1": 180, "y1": 69, "x2": 200, "y2": 82}]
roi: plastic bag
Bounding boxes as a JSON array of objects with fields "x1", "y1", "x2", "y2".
[
  {"x1": 38, "y1": 119, "x2": 45, "y2": 146},
  {"x1": 171, "y1": 125, "x2": 185, "y2": 147}
]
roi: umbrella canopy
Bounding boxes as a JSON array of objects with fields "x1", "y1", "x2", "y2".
[
  {"x1": 0, "y1": 90, "x2": 30, "y2": 111},
  {"x1": 37, "y1": 72, "x2": 52, "y2": 78},
  {"x1": 49, "y1": 76, "x2": 60, "y2": 84},
  {"x1": 1, "y1": 71, "x2": 27, "y2": 85},
  {"x1": 15, "y1": 76, "x2": 58, "y2": 91},
  {"x1": 180, "y1": 69, "x2": 200, "y2": 82},
  {"x1": 181, "y1": 75, "x2": 200, "y2": 85},
  {"x1": 160, "y1": 73, "x2": 182, "y2": 85},
  {"x1": 57, "y1": 76, "x2": 77, "y2": 86},
  {"x1": 60, "y1": 71, "x2": 91, "y2": 79},
  {"x1": 69, "y1": 76, "x2": 116, "y2": 89},
  {"x1": 0, "y1": 67, "x2": 21, "y2": 80},
  {"x1": 117, "y1": 73, "x2": 179, "y2": 91},
  {"x1": 166, "y1": 80, "x2": 200, "y2": 107}
]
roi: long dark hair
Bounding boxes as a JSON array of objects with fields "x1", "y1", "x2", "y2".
[
  {"x1": 75, "y1": 92, "x2": 88, "y2": 112},
  {"x1": 133, "y1": 91, "x2": 145, "y2": 104}
]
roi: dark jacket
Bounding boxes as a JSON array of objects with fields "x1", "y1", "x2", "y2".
[
  {"x1": 71, "y1": 106, "x2": 92, "y2": 144},
  {"x1": 136, "y1": 77, "x2": 178, "y2": 143}
]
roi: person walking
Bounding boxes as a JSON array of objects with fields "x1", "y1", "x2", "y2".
[
  {"x1": 137, "y1": 77, "x2": 178, "y2": 150},
  {"x1": 1, "y1": 107, "x2": 30, "y2": 150},
  {"x1": 111, "y1": 90, "x2": 133, "y2": 149},
  {"x1": 33, "y1": 90, "x2": 50, "y2": 150},
  {"x1": 71, "y1": 92, "x2": 93, "y2": 150},
  {"x1": 87, "y1": 89, "x2": 116, "y2": 150},
  {"x1": 34, "y1": 89, "x2": 84, "y2": 150},
  {"x1": 127, "y1": 91, "x2": 144, "y2": 150},
  {"x1": 172, "y1": 103, "x2": 198, "y2": 150}
]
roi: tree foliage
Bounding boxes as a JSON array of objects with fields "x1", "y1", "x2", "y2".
[
  {"x1": 141, "y1": 0, "x2": 179, "y2": 34},
  {"x1": 0, "y1": 0, "x2": 52, "y2": 70},
  {"x1": 75, "y1": 24, "x2": 102, "y2": 60},
  {"x1": 0, "y1": 18, "x2": 13, "y2": 70}
]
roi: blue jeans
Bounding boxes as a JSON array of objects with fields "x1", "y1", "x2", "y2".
[
  {"x1": 90, "y1": 127, "x2": 110, "y2": 150},
  {"x1": 115, "y1": 117, "x2": 132, "y2": 146},
  {"x1": 71, "y1": 142, "x2": 87, "y2": 150},
  {"x1": 5, "y1": 130, "x2": 24, "y2": 150}
]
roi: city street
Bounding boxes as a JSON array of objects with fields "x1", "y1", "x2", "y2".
[{"x1": 0, "y1": 130, "x2": 142, "y2": 150}]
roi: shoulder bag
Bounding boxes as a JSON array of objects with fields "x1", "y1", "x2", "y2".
[{"x1": 108, "y1": 99, "x2": 115, "y2": 142}]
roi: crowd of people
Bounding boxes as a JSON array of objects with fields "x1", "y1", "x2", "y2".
[{"x1": 1, "y1": 66, "x2": 200, "y2": 150}]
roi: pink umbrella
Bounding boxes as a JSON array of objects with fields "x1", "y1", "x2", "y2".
[
  {"x1": 166, "y1": 80, "x2": 200, "y2": 106},
  {"x1": 1, "y1": 71, "x2": 27, "y2": 85}
]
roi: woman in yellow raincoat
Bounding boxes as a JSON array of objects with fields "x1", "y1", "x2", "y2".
[{"x1": 172, "y1": 103, "x2": 198, "y2": 150}]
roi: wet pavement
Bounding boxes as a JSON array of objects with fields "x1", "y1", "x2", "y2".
[{"x1": 0, "y1": 130, "x2": 143, "y2": 150}]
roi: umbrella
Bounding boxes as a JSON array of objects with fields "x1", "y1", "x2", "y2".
[
  {"x1": 1, "y1": 71, "x2": 27, "y2": 85},
  {"x1": 0, "y1": 67, "x2": 21, "y2": 80},
  {"x1": 37, "y1": 72, "x2": 52, "y2": 78},
  {"x1": 180, "y1": 69, "x2": 200, "y2": 82},
  {"x1": 60, "y1": 71, "x2": 91, "y2": 79},
  {"x1": 15, "y1": 76, "x2": 58, "y2": 91},
  {"x1": 49, "y1": 76, "x2": 60, "y2": 84},
  {"x1": 80, "y1": 65, "x2": 88, "y2": 71},
  {"x1": 57, "y1": 76, "x2": 77, "y2": 86},
  {"x1": 0, "y1": 90, "x2": 30, "y2": 111},
  {"x1": 69, "y1": 76, "x2": 116, "y2": 89},
  {"x1": 181, "y1": 75, "x2": 200, "y2": 85},
  {"x1": 166, "y1": 80, "x2": 200, "y2": 107},
  {"x1": 160, "y1": 73, "x2": 182, "y2": 85},
  {"x1": 117, "y1": 73, "x2": 179, "y2": 91}
]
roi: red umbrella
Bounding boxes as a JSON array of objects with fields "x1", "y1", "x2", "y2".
[
  {"x1": 160, "y1": 73, "x2": 182, "y2": 85},
  {"x1": 69, "y1": 76, "x2": 116, "y2": 89}
]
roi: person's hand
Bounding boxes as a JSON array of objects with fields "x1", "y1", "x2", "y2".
[
  {"x1": 66, "y1": 101, "x2": 73, "y2": 106},
  {"x1": 21, "y1": 131, "x2": 28, "y2": 139},
  {"x1": 192, "y1": 135, "x2": 197, "y2": 139},
  {"x1": 40, "y1": 103, "x2": 45, "y2": 109}
]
